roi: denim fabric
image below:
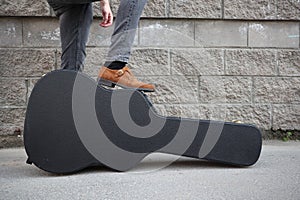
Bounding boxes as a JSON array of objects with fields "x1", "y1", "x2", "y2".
[
  {"x1": 105, "y1": 0, "x2": 148, "y2": 64},
  {"x1": 47, "y1": 0, "x2": 148, "y2": 71}
]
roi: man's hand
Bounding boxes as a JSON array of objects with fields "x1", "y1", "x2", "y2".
[{"x1": 100, "y1": 0, "x2": 113, "y2": 27}]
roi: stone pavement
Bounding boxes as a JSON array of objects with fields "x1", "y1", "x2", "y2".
[{"x1": 0, "y1": 141, "x2": 299, "y2": 200}]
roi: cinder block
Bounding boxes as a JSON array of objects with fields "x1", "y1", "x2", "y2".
[
  {"x1": 23, "y1": 17, "x2": 138, "y2": 48},
  {"x1": 138, "y1": 76, "x2": 199, "y2": 104},
  {"x1": 155, "y1": 104, "x2": 201, "y2": 118},
  {"x1": 249, "y1": 22, "x2": 299, "y2": 48},
  {"x1": 199, "y1": 76, "x2": 252, "y2": 103},
  {"x1": 79, "y1": 48, "x2": 170, "y2": 76},
  {"x1": 224, "y1": 104, "x2": 272, "y2": 130},
  {"x1": 0, "y1": 79, "x2": 27, "y2": 106},
  {"x1": 0, "y1": 18, "x2": 22, "y2": 47},
  {"x1": 56, "y1": 47, "x2": 117, "y2": 76},
  {"x1": 140, "y1": 20, "x2": 194, "y2": 47},
  {"x1": 273, "y1": 104, "x2": 300, "y2": 130},
  {"x1": 55, "y1": 50, "x2": 62, "y2": 70},
  {"x1": 142, "y1": 0, "x2": 167, "y2": 18},
  {"x1": 0, "y1": 108, "x2": 26, "y2": 137},
  {"x1": 170, "y1": 48, "x2": 224, "y2": 75},
  {"x1": 27, "y1": 79, "x2": 39, "y2": 102},
  {"x1": 197, "y1": 104, "x2": 227, "y2": 121},
  {"x1": 88, "y1": 20, "x2": 114, "y2": 47},
  {"x1": 92, "y1": 2, "x2": 101, "y2": 17},
  {"x1": 23, "y1": 18, "x2": 60, "y2": 47},
  {"x1": 225, "y1": 49, "x2": 277, "y2": 75},
  {"x1": 93, "y1": 0, "x2": 119, "y2": 17},
  {"x1": 0, "y1": 108, "x2": 26, "y2": 133},
  {"x1": 277, "y1": 0, "x2": 300, "y2": 20},
  {"x1": 278, "y1": 50, "x2": 300, "y2": 76},
  {"x1": 84, "y1": 48, "x2": 109, "y2": 77},
  {"x1": 0, "y1": 48, "x2": 55, "y2": 77},
  {"x1": 169, "y1": 0, "x2": 222, "y2": 18},
  {"x1": 224, "y1": 0, "x2": 277, "y2": 20},
  {"x1": 130, "y1": 48, "x2": 170, "y2": 76},
  {"x1": 0, "y1": 126, "x2": 24, "y2": 136},
  {"x1": 195, "y1": 21, "x2": 248, "y2": 47},
  {"x1": 93, "y1": 0, "x2": 167, "y2": 18},
  {"x1": 88, "y1": 20, "x2": 138, "y2": 47},
  {"x1": 0, "y1": 134, "x2": 24, "y2": 148},
  {"x1": 0, "y1": 0, "x2": 51, "y2": 16},
  {"x1": 156, "y1": 104, "x2": 271, "y2": 129},
  {"x1": 254, "y1": 77, "x2": 300, "y2": 103}
]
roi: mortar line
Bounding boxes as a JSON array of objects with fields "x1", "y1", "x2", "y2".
[
  {"x1": 251, "y1": 76, "x2": 254, "y2": 105},
  {"x1": 21, "y1": 18, "x2": 24, "y2": 47},
  {"x1": 53, "y1": 49, "x2": 56, "y2": 70},
  {"x1": 2, "y1": 75, "x2": 299, "y2": 80},
  {"x1": 275, "y1": 49, "x2": 280, "y2": 76},
  {"x1": 275, "y1": 0, "x2": 278, "y2": 19},
  {"x1": 193, "y1": 20, "x2": 196, "y2": 47},
  {"x1": 4, "y1": 15, "x2": 300, "y2": 22},
  {"x1": 165, "y1": 0, "x2": 168, "y2": 17},
  {"x1": 25, "y1": 79, "x2": 29, "y2": 105},
  {"x1": 135, "y1": 75, "x2": 300, "y2": 78},
  {"x1": 137, "y1": 21, "x2": 141, "y2": 46},
  {"x1": 198, "y1": 75, "x2": 201, "y2": 104},
  {"x1": 168, "y1": 48, "x2": 171, "y2": 75},
  {"x1": 223, "y1": 49, "x2": 226, "y2": 75},
  {"x1": 130, "y1": 46, "x2": 300, "y2": 50},
  {"x1": 247, "y1": 21, "x2": 249, "y2": 47},
  {"x1": 1, "y1": 46, "x2": 298, "y2": 50},
  {"x1": 221, "y1": 0, "x2": 225, "y2": 19},
  {"x1": 270, "y1": 103, "x2": 274, "y2": 130},
  {"x1": 0, "y1": 106, "x2": 27, "y2": 109}
]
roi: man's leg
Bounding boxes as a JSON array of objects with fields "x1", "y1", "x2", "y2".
[
  {"x1": 98, "y1": 0, "x2": 155, "y2": 92},
  {"x1": 104, "y1": 0, "x2": 148, "y2": 69},
  {"x1": 48, "y1": 2, "x2": 93, "y2": 71}
]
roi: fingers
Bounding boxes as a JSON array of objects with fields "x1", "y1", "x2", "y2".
[
  {"x1": 100, "y1": 11, "x2": 108, "y2": 26},
  {"x1": 107, "y1": 13, "x2": 113, "y2": 26},
  {"x1": 100, "y1": 11, "x2": 113, "y2": 27}
]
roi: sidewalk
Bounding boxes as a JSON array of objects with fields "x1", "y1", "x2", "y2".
[{"x1": 1, "y1": 141, "x2": 299, "y2": 200}]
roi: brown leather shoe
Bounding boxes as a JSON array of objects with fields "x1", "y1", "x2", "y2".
[{"x1": 97, "y1": 66, "x2": 155, "y2": 92}]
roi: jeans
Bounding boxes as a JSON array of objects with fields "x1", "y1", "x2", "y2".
[{"x1": 47, "y1": 0, "x2": 148, "y2": 71}]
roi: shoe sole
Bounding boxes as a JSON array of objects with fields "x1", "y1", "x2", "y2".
[{"x1": 97, "y1": 78, "x2": 155, "y2": 93}]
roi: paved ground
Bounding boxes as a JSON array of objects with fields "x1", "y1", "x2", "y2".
[{"x1": 0, "y1": 141, "x2": 299, "y2": 200}]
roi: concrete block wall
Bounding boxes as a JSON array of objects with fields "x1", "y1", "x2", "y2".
[{"x1": 0, "y1": 0, "x2": 299, "y2": 146}]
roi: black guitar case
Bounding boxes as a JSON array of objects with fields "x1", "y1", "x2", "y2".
[{"x1": 24, "y1": 70, "x2": 262, "y2": 173}]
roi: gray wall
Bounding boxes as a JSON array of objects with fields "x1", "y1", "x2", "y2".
[{"x1": 0, "y1": 0, "x2": 299, "y2": 143}]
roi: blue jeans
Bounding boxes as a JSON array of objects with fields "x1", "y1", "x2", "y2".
[{"x1": 47, "y1": 0, "x2": 148, "y2": 71}]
